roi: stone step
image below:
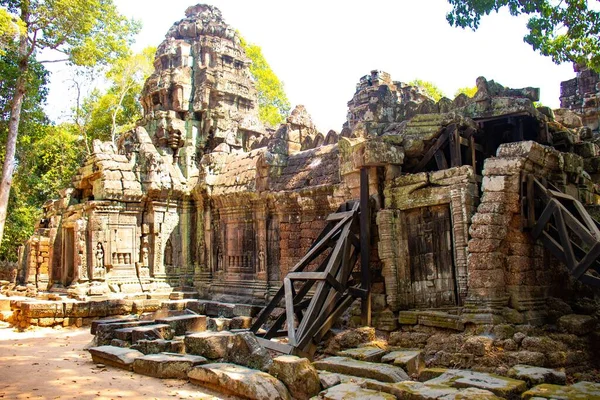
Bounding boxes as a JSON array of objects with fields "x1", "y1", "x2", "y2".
[
  {"x1": 188, "y1": 363, "x2": 291, "y2": 400},
  {"x1": 155, "y1": 314, "x2": 207, "y2": 335},
  {"x1": 207, "y1": 317, "x2": 232, "y2": 331},
  {"x1": 169, "y1": 291, "x2": 199, "y2": 300},
  {"x1": 132, "y1": 353, "x2": 207, "y2": 379},
  {"x1": 337, "y1": 346, "x2": 388, "y2": 363},
  {"x1": 185, "y1": 331, "x2": 234, "y2": 359},
  {"x1": 315, "y1": 383, "x2": 395, "y2": 400},
  {"x1": 88, "y1": 345, "x2": 143, "y2": 370},
  {"x1": 522, "y1": 381, "x2": 600, "y2": 399},
  {"x1": 425, "y1": 368, "x2": 528, "y2": 398},
  {"x1": 507, "y1": 364, "x2": 566, "y2": 386},
  {"x1": 313, "y1": 356, "x2": 409, "y2": 383},
  {"x1": 91, "y1": 315, "x2": 139, "y2": 334},
  {"x1": 381, "y1": 349, "x2": 424, "y2": 376},
  {"x1": 364, "y1": 380, "x2": 502, "y2": 400}
]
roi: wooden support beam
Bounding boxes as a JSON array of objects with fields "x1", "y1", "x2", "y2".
[{"x1": 412, "y1": 128, "x2": 451, "y2": 172}]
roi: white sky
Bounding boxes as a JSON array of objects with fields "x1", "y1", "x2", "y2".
[{"x1": 44, "y1": 0, "x2": 576, "y2": 133}]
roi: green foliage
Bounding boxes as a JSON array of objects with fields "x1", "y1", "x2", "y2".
[
  {"x1": 446, "y1": 0, "x2": 600, "y2": 71},
  {"x1": 454, "y1": 86, "x2": 478, "y2": 98},
  {"x1": 0, "y1": 6, "x2": 23, "y2": 54},
  {"x1": 409, "y1": 79, "x2": 445, "y2": 102},
  {"x1": 240, "y1": 36, "x2": 290, "y2": 127},
  {"x1": 80, "y1": 46, "x2": 155, "y2": 144}
]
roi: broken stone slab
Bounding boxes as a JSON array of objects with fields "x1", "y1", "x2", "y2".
[
  {"x1": 188, "y1": 363, "x2": 291, "y2": 400},
  {"x1": 131, "y1": 338, "x2": 184, "y2": 355},
  {"x1": 507, "y1": 364, "x2": 566, "y2": 386},
  {"x1": 155, "y1": 314, "x2": 207, "y2": 335},
  {"x1": 132, "y1": 353, "x2": 206, "y2": 379},
  {"x1": 338, "y1": 346, "x2": 388, "y2": 362},
  {"x1": 324, "y1": 327, "x2": 376, "y2": 354},
  {"x1": 205, "y1": 302, "x2": 235, "y2": 318},
  {"x1": 313, "y1": 356, "x2": 409, "y2": 383},
  {"x1": 225, "y1": 331, "x2": 272, "y2": 371},
  {"x1": 90, "y1": 315, "x2": 139, "y2": 334},
  {"x1": 269, "y1": 355, "x2": 320, "y2": 400},
  {"x1": 364, "y1": 380, "x2": 502, "y2": 400},
  {"x1": 88, "y1": 345, "x2": 143, "y2": 370},
  {"x1": 185, "y1": 330, "x2": 233, "y2": 359},
  {"x1": 95, "y1": 320, "x2": 156, "y2": 345},
  {"x1": 319, "y1": 372, "x2": 342, "y2": 390},
  {"x1": 557, "y1": 314, "x2": 597, "y2": 335},
  {"x1": 380, "y1": 349, "x2": 424, "y2": 376},
  {"x1": 417, "y1": 368, "x2": 450, "y2": 382},
  {"x1": 315, "y1": 383, "x2": 395, "y2": 400},
  {"x1": 522, "y1": 381, "x2": 600, "y2": 399},
  {"x1": 130, "y1": 324, "x2": 173, "y2": 343},
  {"x1": 426, "y1": 369, "x2": 527, "y2": 398},
  {"x1": 207, "y1": 317, "x2": 231, "y2": 331},
  {"x1": 230, "y1": 316, "x2": 252, "y2": 329}
]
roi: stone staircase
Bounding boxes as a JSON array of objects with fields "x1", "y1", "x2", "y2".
[{"x1": 86, "y1": 306, "x2": 600, "y2": 400}]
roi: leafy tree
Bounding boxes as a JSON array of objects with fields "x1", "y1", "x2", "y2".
[
  {"x1": 0, "y1": 0, "x2": 139, "y2": 246},
  {"x1": 454, "y1": 86, "x2": 478, "y2": 98},
  {"x1": 240, "y1": 36, "x2": 291, "y2": 127},
  {"x1": 81, "y1": 46, "x2": 156, "y2": 144},
  {"x1": 0, "y1": 7, "x2": 23, "y2": 54},
  {"x1": 446, "y1": 0, "x2": 600, "y2": 71},
  {"x1": 409, "y1": 79, "x2": 445, "y2": 102}
]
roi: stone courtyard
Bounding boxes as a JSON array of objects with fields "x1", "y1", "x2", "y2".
[{"x1": 1, "y1": 3, "x2": 600, "y2": 399}]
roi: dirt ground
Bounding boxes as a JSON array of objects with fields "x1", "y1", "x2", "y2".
[{"x1": 0, "y1": 323, "x2": 239, "y2": 400}]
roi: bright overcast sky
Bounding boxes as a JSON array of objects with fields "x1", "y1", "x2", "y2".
[{"x1": 45, "y1": 0, "x2": 576, "y2": 133}]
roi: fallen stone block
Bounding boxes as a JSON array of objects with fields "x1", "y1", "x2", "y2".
[
  {"x1": 507, "y1": 364, "x2": 566, "y2": 386},
  {"x1": 130, "y1": 324, "x2": 173, "y2": 343},
  {"x1": 230, "y1": 316, "x2": 252, "y2": 329},
  {"x1": 315, "y1": 383, "x2": 395, "y2": 400},
  {"x1": 90, "y1": 315, "x2": 139, "y2": 334},
  {"x1": 381, "y1": 349, "x2": 424, "y2": 375},
  {"x1": 233, "y1": 303, "x2": 262, "y2": 317},
  {"x1": 132, "y1": 353, "x2": 206, "y2": 379},
  {"x1": 269, "y1": 355, "x2": 320, "y2": 400},
  {"x1": 319, "y1": 372, "x2": 341, "y2": 390},
  {"x1": 207, "y1": 317, "x2": 231, "y2": 331},
  {"x1": 313, "y1": 356, "x2": 409, "y2": 383},
  {"x1": 88, "y1": 345, "x2": 143, "y2": 370},
  {"x1": 131, "y1": 338, "x2": 184, "y2": 355},
  {"x1": 426, "y1": 369, "x2": 527, "y2": 398},
  {"x1": 338, "y1": 346, "x2": 388, "y2": 362},
  {"x1": 557, "y1": 314, "x2": 597, "y2": 335},
  {"x1": 185, "y1": 331, "x2": 233, "y2": 359},
  {"x1": 225, "y1": 331, "x2": 272, "y2": 371},
  {"x1": 522, "y1": 381, "x2": 600, "y2": 399},
  {"x1": 364, "y1": 380, "x2": 502, "y2": 400},
  {"x1": 206, "y1": 302, "x2": 235, "y2": 318},
  {"x1": 188, "y1": 363, "x2": 290, "y2": 400},
  {"x1": 96, "y1": 320, "x2": 155, "y2": 345},
  {"x1": 156, "y1": 314, "x2": 207, "y2": 335}
]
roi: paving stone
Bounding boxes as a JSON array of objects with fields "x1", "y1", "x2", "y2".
[
  {"x1": 155, "y1": 314, "x2": 207, "y2": 335},
  {"x1": 188, "y1": 363, "x2": 290, "y2": 400},
  {"x1": 426, "y1": 369, "x2": 527, "y2": 398},
  {"x1": 338, "y1": 347, "x2": 388, "y2": 362},
  {"x1": 313, "y1": 356, "x2": 409, "y2": 383},
  {"x1": 315, "y1": 383, "x2": 395, "y2": 400},
  {"x1": 269, "y1": 355, "x2": 320, "y2": 400},
  {"x1": 381, "y1": 349, "x2": 424, "y2": 375},
  {"x1": 132, "y1": 353, "x2": 206, "y2": 379},
  {"x1": 88, "y1": 345, "x2": 143, "y2": 370},
  {"x1": 522, "y1": 381, "x2": 600, "y2": 399},
  {"x1": 507, "y1": 364, "x2": 566, "y2": 386},
  {"x1": 364, "y1": 380, "x2": 502, "y2": 400},
  {"x1": 185, "y1": 331, "x2": 233, "y2": 359}
]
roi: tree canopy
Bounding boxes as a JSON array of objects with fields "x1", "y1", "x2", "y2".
[
  {"x1": 240, "y1": 36, "x2": 291, "y2": 127},
  {"x1": 409, "y1": 79, "x2": 445, "y2": 102},
  {"x1": 454, "y1": 85, "x2": 478, "y2": 98},
  {"x1": 446, "y1": 0, "x2": 600, "y2": 71}
]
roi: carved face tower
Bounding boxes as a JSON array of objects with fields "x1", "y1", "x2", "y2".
[{"x1": 140, "y1": 4, "x2": 264, "y2": 178}]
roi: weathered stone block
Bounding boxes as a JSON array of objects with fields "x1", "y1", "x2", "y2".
[
  {"x1": 316, "y1": 383, "x2": 395, "y2": 400},
  {"x1": 557, "y1": 314, "x2": 597, "y2": 335},
  {"x1": 381, "y1": 350, "x2": 424, "y2": 376},
  {"x1": 507, "y1": 364, "x2": 566, "y2": 386},
  {"x1": 156, "y1": 314, "x2": 207, "y2": 335},
  {"x1": 185, "y1": 331, "x2": 233, "y2": 359},
  {"x1": 133, "y1": 353, "x2": 206, "y2": 379},
  {"x1": 225, "y1": 331, "x2": 272, "y2": 371},
  {"x1": 269, "y1": 355, "x2": 320, "y2": 400},
  {"x1": 337, "y1": 347, "x2": 388, "y2": 363},
  {"x1": 88, "y1": 346, "x2": 143, "y2": 370},
  {"x1": 313, "y1": 356, "x2": 409, "y2": 383}
]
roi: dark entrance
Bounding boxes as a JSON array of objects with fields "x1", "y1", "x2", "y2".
[{"x1": 62, "y1": 228, "x2": 75, "y2": 286}]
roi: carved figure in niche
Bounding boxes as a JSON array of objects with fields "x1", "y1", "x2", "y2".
[
  {"x1": 258, "y1": 245, "x2": 266, "y2": 273},
  {"x1": 216, "y1": 244, "x2": 223, "y2": 272},
  {"x1": 95, "y1": 242, "x2": 104, "y2": 268},
  {"x1": 140, "y1": 236, "x2": 149, "y2": 267},
  {"x1": 164, "y1": 238, "x2": 173, "y2": 267}
]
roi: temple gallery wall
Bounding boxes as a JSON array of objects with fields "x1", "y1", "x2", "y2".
[{"x1": 18, "y1": 3, "x2": 600, "y2": 329}]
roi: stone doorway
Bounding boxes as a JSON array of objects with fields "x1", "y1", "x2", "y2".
[{"x1": 404, "y1": 204, "x2": 458, "y2": 308}]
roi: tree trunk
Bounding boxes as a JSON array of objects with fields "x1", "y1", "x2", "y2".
[{"x1": 0, "y1": 38, "x2": 29, "y2": 244}]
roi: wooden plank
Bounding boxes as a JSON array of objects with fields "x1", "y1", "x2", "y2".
[
  {"x1": 283, "y1": 278, "x2": 297, "y2": 346},
  {"x1": 256, "y1": 337, "x2": 293, "y2": 355},
  {"x1": 448, "y1": 124, "x2": 461, "y2": 167},
  {"x1": 573, "y1": 201, "x2": 600, "y2": 240},
  {"x1": 434, "y1": 150, "x2": 448, "y2": 170},
  {"x1": 553, "y1": 209, "x2": 576, "y2": 271},
  {"x1": 250, "y1": 286, "x2": 284, "y2": 333},
  {"x1": 470, "y1": 136, "x2": 476, "y2": 172},
  {"x1": 287, "y1": 272, "x2": 328, "y2": 280},
  {"x1": 531, "y1": 200, "x2": 556, "y2": 239},
  {"x1": 360, "y1": 168, "x2": 371, "y2": 327},
  {"x1": 572, "y1": 242, "x2": 600, "y2": 279},
  {"x1": 540, "y1": 231, "x2": 567, "y2": 264},
  {"x1": 459, "y1": 136, "x2": 469, "y2": 147},
  {"x1": 579, "y1": 273, "x2": 600, "y2": 287},
  {"x1": 558, "y1": 203, "x2": 597, "y2": 246},
  {"x1": 412, "y1": 128, "x2": 451, "y2": 172},
  {"x1": 527, "y1": 174, "x2": 536, "y2": 229},
  {"x1": 326, "y1": 211, "x2": 355, "y2": 221},
  {"x1": 313, "y1": 294, "x2": 354, "y2": 343}
]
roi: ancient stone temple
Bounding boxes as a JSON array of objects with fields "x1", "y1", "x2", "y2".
[{"x1": 19, "y1": 4, "x2": 600, "y2": 332}]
